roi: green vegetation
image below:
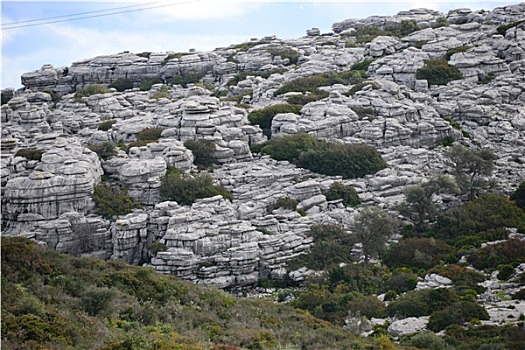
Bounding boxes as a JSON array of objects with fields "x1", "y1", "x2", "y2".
[
  {"x1": 98, "y1": 119, "x2": 117, "y2": 131},
  {"x1": 89, "y1": 142, "x2": 118, "y2": 160},
  {"x1": 416, "y1": 59, "x2": 463, "y2": 86},
  {"x1": 345, "y1": 81, "x2": 380, "y2": 96},
  {"x1": 247, "y1": 104, "x2": 302, "y2": 138},
  {"x1": 267, "y1": 47, "x2": 300, "y2": 65},
  {"x1": 510, "y1": 181, "x2": 525, "y2": 210},
  {"x1": 167, "y1": 73, "x2": 205, "y2": 88},
  {"x1": 445, "y1": 45, "x2": 472, "y2": 60},
  {"x1": 136, "y1": 127, "x2": 164, "y2": 141},
  {"x1": 259, "y1": 133, "x2": 387, "y2": 179},
  {"x1": 496, "y1": 20, "x2": 525, "y2": 36},
  {"x1": 15, "y1": 148, "x2": 44, "y2": 161},
  {"x1": 161, "y1": 52, "x2": 192, "y2": 65},
  {"x1": 226, "y1": 69, "x2": 286, "y2": 87},
  {"x1": 139, "y1": 77, "x2": 162, "y2": 91},
  {"x1": 266, "y1": 196, "x2": 305, "y2": 216},
  {"x1": 432, "y1": 16, "x2": 449, "y2": 28},
  {"x1": 92, "y1": 182, "x2": 142, "y2": 219},
  {"x1": 2, "y1": 237, "x2": 387, "y2": 350},
  {"x1": 383, "y1": 238, "x2": 453, "y2": 270},
  {"x1": 184, "y1": 139, "x2": 217, "y2": 168},
  {"x1": 325, "y1": 182, "x2": 361, "y2": 207},
  {"x1": 427, "y1": 301, "x2": 489, "y2": 331},
  {"x1": 160, "y1": 172, "x2": 233, "y2": 206},
  {"x1": 150, "y1": 85, "x2": 171, "y2": 99},
  {"x1": 109, "y1": 77, "x2": 134, "y2": 92},
  {"x1": 74, "y1": 84, "x2": 109, "y2": 101},
  {"x1": 467, "y1": 239, "x2": 525, "y2": 270}
]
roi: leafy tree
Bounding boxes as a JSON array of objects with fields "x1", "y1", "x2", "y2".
[
  {"x1": 383, "y1": 238, "x2": 453, "y2": 270},
  {"x1": 352, "y1": 207, "x2": 397, "y2": 265},
  {"x1": 510, "y1": 181, "x2": 525, "y2": 210},
  {"x1": 448, "y1": 145, "x2": 497, "y2": 200},
  {"x1": 89, "y1": 142, "x2": 118, "y2": 160},
  {"x1": 427, "y1": 301, "x2": 489, "y2": 332},
  {"x1": 184, "y1": 139, "x2": 217, "y2": 168}
]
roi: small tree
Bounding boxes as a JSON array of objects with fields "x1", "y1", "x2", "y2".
[
  {"x1": 69, "y1": 222, "x2": 99, "y2": 255},
  {"x1": 448, "y1": 145, "x2": 497, "y2": 200},
  {"x1": 184, "y1": 139, "x2": 217, "y2": 168},
  {"x1": 352, "y1": 207, "x2": 397, "y2": 265}
]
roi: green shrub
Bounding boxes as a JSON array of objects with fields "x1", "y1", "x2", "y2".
[
  {"x1": 139, "y1": 77, "x2": 162, "y2": 91},
  {"x1": 352, "y1": 26, "x2": 388, "y2": 44},
  {"x1": 445, "y1": 45, "x2": 472, "y2": 60},
  {"x1": 167, "y1": 73, "x2": 205, "y2": 88},
  {"x1": 159, "y1": 172, "x2": 233, "y2": 206},
  {"x1": 109, "y1": 77, "x2": 134, "y2": 92},
  {"x1": 274, "y1": 72, "x2": 346, "y2": 96},
  {"x1": 383, "y1": 238, "x2": 453, "y2": 270},
  {"x1": 286, "y1": 91, "x2": 329, "y2": 105},
  {"x1": 136, "y1": 127, "x2": 164, "y2": 141},
  {"x1": 267, "y1": 47, "x2": 300, "y2": 65},
  {"x1": 184, "y1": 139, "x2": 217, "y2": 168},
  {"x1": 43, "y1": 89, "x2": 61, "y2": 104},
  {"x1": 98, "y1": 119, "x2": 117, "y2": 131},
  {"x1": 248, "y1": 104, "x2": 302, "y2": 138},
  {"x1": 350, "y1": 106, "x2": 379, "y2": 120},
  {"x1": 468, "y1": 239, "x2": 525, "y2": 270},
  {"x1": 432, "y1": 16, "x2": 449, "y2": 28},
  {"x1": 385, "y1": 271, "x2": 418, "y2": 294},
  {"x1": 148, "y1": 242, "x2": 168, "y2": 256},
  {"x1": 496, "y1": 20, "x2": 525, "y2": 36},
  {"x1": 325, "y1": 182, "x2": 361, "y2": 207},
  {"x1": 81, "y1": 286, "x2": 115, "y2": 316},
  {"x1": 350, "y1": 59, "x2": 375, "y2": 72},
  {"x1": 92, "y1": 182, "x2": 142, "y2": 219},
  {"x1": 427, "y1": 301, "x2": 489, "y2": 332},
  {"x1": 226, "y1": 69, "x2": 286, "y2": 87},
  {"x1": 15, "y1": 148, "x2": 44, "y2": 161},
  {"x1": 407, "y1": 331, "x2": 450, "y2": 350},
  {"x1": 74, "y1": 84, "x2": 109, "y2": 100},
  {"x1": 416, "y1": 59, "x2": 463, "y2": 86},
  {"x1": 126, "y1": 140, "x2": 158, "y2": 151},
  {"x1": 497, "y1": 264, "x2": 515, "y2": 281},
  {"x1": 441, "y1": 135, "x2": 455, "y2": 146},
  {"x1": 89, "y1": 142, "x2": 118, "y2": 160},
  {"x1": 260, "y1": 133, "x2": 387, "y2": 179},
  {"x1": 345, "y1": 81, "x2": 379, "y2": 96},
  {"x1": 510, "y1": 181, "x2": 525, "y2": 210},
  {"x1": 477, "y1": 72, "x2": 496, "y2": 84},
  {"x1": 511, "y1": 288, "x2": 525, "y2": 300},
  {"x1": 386, "y1": 288, "x2": 458, "y2": 318}
]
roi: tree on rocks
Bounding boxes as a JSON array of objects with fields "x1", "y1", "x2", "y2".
[
  {"x1": 351, "y1": 206, "x2": 398, "y2": 266},
  {"x1": 448, "y1": 145, "x2": 497, "y2": 200}
]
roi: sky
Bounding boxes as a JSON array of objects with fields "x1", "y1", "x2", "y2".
[{"x1": 1, "y1": 0, "x2": 522, "y2": 89}]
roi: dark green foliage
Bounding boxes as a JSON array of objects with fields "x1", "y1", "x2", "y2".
[
  {"x1": 98, "y1": 119, "x2": 117, "y2": 131},
  {"x1": 15, "y1": 148, "x2": 44, "y2": 161},
  {"x1": 428, "y1": 264, "x2": 487, "y2": 294},
  {"x1": 261, "y1": 134, "x2": 387, "y2": 179},
  {"x1": 406, "y1": 331, "x2": 451, "y2": 350},
  {"x1": 413, "y1": 40, "x2": 429, "y2": 49},
  {"x1": 345, "y1": 81, "x2": 379, "y2": 96},
  {"x1": 510, "y1": 181, "x2": 525, "y2": 210},
  {"x1": 274, "y1": 71, "x2": 354, "y2": 97},
  {"x1": 385, "y1": 271, "x2": 418, "y2": 294},
  {"x1": 467, "y1": 239, "x2": 525, "y2": 270},
  {"x1": 148, "y1": 242, "x2": 168, "y2": 256},
  {"x1": 384, "y1": 19, "x2": 420, "y2": 37},
  {"x1": 351, "y1": 207, "x2": 398, "y2": 265},
  {"x1": 267, "y1": 196, "x2": 301, "y2": 213},
  {"x1": 43, "y1": 89, "x2": 61, "y2": 104},
  {"x1": 160, "y1": 172, "x2": 233, "y2": 206},
  {"x1": 286, "y1": 92, "x2": 328, "y2": 105},
  {"x1": 432, "y1": 16, "x2": 449, "y2": 28},
  {"x1": 92, "y1": 182, "x2": 142, "y2": 219},
  {"x1": 150, "y1": 85, "x2": 171, "y2": 99},
  {"x1": 350, "y1": 106, "x2": 378, "y2": 120},
  {"x1": 352, "y1": 26, "x2": 388, "y2": 44},
  {"x1": 247, "y1": 104, "x2": 302, "y2": 138},
  {"x1": 386, "y1": 288, "x2": 458, "y2": 318},
  {"x1": 445, "y1": 323, "x2": 525, "y2": 350},
  {"x1": 441, "y1": 135, "x2": 455, "y2": 146},
  {"x1": 497, "y1": 264, "x2": 515, "y2": 281},
  {"x1": 74, "y1": 84, "x2": 109, "y2": 100},
  {"x1": 184, "y1": 139, "x2": 217, "y2": 168},
  {"x1": 139, "y1": 77, "x2": 162, "y2": 91},
  {"x1": 496, "y1": 20, "x2": 525, "y2": 36},
  {"x1": 383, "y1": 238, "x2": 453, "y2": 270},
  {"x1": 89, "y1": 142, "x2": 118, "y2": 160},
  {"x1": 267, "y1": 47, "x2": 300, "y2": 65},
  {"x1": 2, "y1": 237, "x2": 371, "y2": 350},
  {"x1": 435, "y1": 194, "x2": 525, "y2": 245},
  {"x1": 287, "y1": 224, "x2": 353, "y2": 271},
  {"x1": 136, "y1": 127, "x2": 164, "y2": 141},
  {"x1": 350, "y1": 59, "x2": 375, "y2": 72},
  {"x1": 226, "y1": 69, "x2": 286, "y2": 87},
  {"x1": 416, "y1": 59, "x2": 463, "y2": 86},
  {"x1": 109, "y1": 77, "x2": 134, "y2": 92},
  {"x1": 167, "y1": 73, "x2": 205, "y2": 88},
  {"x1": 325, "y1": 182, "x2": 361, "y2": 207},
  {"x1": 477, "y1": 72, "x2": 496, "y2": 84},
  {"x1": 445, "y1": 45, "x2": 472, "y2": 60},
  {"x1": 512, "y1": 288, "x2": 525, "y2": 300},
  {"x1": 136, "y1": 52, "x2": 151, "y2": 59},
  {"x1": 161, "y1": 52, "x2": 192, "y2": 65},
  {"x1": 427, "y1": 301, "x2": 489, "y2": 332}
]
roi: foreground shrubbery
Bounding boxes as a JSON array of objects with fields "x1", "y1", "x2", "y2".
[
  {"x1": 258, "y1": 133, "x2": 387, "y2": 179},
  {"x1": 1, "y1": 237, "x2": 381, "y2": 350}
]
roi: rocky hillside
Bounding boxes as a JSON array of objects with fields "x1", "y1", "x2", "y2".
[{"x1": 2, "y1": 2, "x2": 525, "y2": 344}]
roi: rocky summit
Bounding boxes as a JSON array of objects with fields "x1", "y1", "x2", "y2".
[{"x1": 1, "y1": 2, "x2": 525, "y2": 338}]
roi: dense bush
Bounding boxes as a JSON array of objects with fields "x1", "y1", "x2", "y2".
[
  {"x1": 467, "y1": 238, "x2": 525, "y2": 270},
  {"x1": 416, "y1": 59, "x2": 463, "y2": 86},
  {"x1": 267, "y1": 196, "x2": 301, "y2": 214},
  {"x1": 109, "y1": 77, "x2": 134, "y2": 92},
  {"x1": 92, "y1": 182, "x2": 142, "y2": 219},
  {"x1": 267, "y1": 47, "x2": 300, "y2": 65},
  {"x1": 386, "y1": 288, "x2": 458, "y2": 318},
  {"x1": 139, "y1": 77, "x2": 162, "y2": 91},
  {"x1": 432, "y1": 16, "x2": 450, "y2": 28},
  {"x1": 325, "y1": 182, "x2": 361, "y2": 207},
  {"x1": 184, "y1": 139, "x2": 217, "y2": 168},
  {"x1": 382, "y1": 238, "x2": 453, "y2": 270},
  {"x1": 74, "y1": 84, "x2": 109, "y2": 100},
  {"x1": 150, "y1": 85, "x2": 171, "y2": 99},
  {"x1": 136, "y1": 127, "x2": 164, "y2": 141},
  {"x1": 385, "y1": 271, "x2": 418, "y2": 294},
  {"x1": 226, "y1": 69, "x2": 286, "y2": 87},
  {"x1": 260, "y1": 133, "x2": 387, "y2": 179},
  {"x1": 89, "y1": 142, "x2": 118, "y2": 160},
  {"x1": 510, "y1": 181, "x2": 525, "y2": 210},
  {"x1": 496, "y1": 20, "x2": 525, "y2": 36},
  {"x1": 427, "y1": 301, "x2": 489, "y2": 332},
  {"x1": 444, "y1": 323, "x2": 525, "y2": 350},
  {"x1": 98, "y1": 119, "x2": 117, "y2": 131},
  {"x1": 167, "y1": 73, "x2": 205, "y2": 88},
  {"x1": 15, "y1": 148, "x2": 44, "y2": 161},
  {"x1": 406, "y1": 331, "x2": 451, "y2": 350},
  {"x1": 159, "y1": 172, "x2": 233, "y2": 205},
  {"x1": 445, "y1": 45, "x2": 472, "y2": 60},
  {"x1": 497, "y1": 264, "x2": 515, "y2": 280},
  {"x1": 435, "y1": 194, "x2": 525, "y2": 245},
  {"x1": 274, "y1": 70, "x2": 363, "y2": 97},
  {"x1": 247, "y1": 104, "x2": 302, "y2": 138}
]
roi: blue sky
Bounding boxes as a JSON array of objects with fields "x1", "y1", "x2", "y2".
[{"x1": 1, "y1": 0, "x2": 521, "y2": 89}]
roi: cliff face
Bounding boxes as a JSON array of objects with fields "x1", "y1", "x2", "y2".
[{"x1": 1, "y1": 3, "x2": 525, "y2": 293}]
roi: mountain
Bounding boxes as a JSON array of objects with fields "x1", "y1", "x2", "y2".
[{"x1": 1, "y1": 3, "x2": 525, "y2": 348}]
